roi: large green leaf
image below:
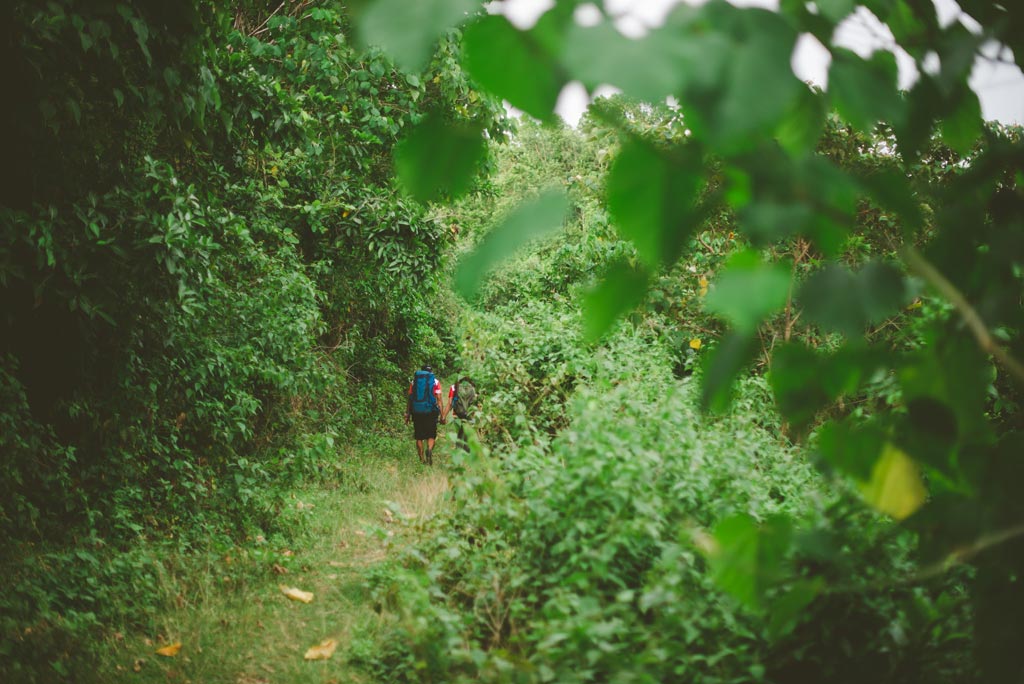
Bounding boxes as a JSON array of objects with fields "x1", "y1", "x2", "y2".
[
  {"x1": 710, "y1": 9, "x2": 803, "y2": 149},
  {"x1": 701, "y1": 330, "x2": 759, "y2": 413},
  {"x1": 462, "y1": 15, "x2": 564, "y2": 121},
  {"x1": 704, "y1": 250, "x2": 792, "y2": 333},
  {"x1": 606, "y1": 141, "x2": 704, "y2": 268},
  {"x1": 799, "y1": 261, "x2": 907, "y2": 337},
  {"x1": 394, "y1": 115, "x2": 485, "y2": 204},
  {"x1": 816, "y1": 418, "x2": 887, "y2": 481},
  {"x1": 707, "y1": 513, "x2": 794, "y2": 611},
  {"x1": 829, "y1": 48, "x2": 904, "y2": 132},
  {"x1": 562, "y1": 20, "x2": 710, "y2": 103},
  {"x1": 816, "y1": 0, "x2": 856, "y2": 23},
  {"x1": 899, "y1": 331, "x2": 994, "y2": 443},
  {"x1": 358, "y1": 0, "x2": 478, "y2": 73},
  {"x1": 582, "y1": 260, "x2": 650, "y2": 342},
  {"x1": 454, "y1": 190, "x2": 569, "y2": 299},
  {"x1": 769, "y1": 343, "x2": 883, "y2": 432},
  {"x1": 766, "y1": 578, "x2": 825, "y2": 639},
  {"x1": 940, "y1": 87, "x2": 983, "y2": 155},
  {"x1": 857, "y1": 442, "x2": 927, "y2": 520}
]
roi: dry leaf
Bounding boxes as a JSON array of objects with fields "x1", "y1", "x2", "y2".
[
  {"x1": 133, "y1": 658, "x2": 145, "y2": 672},
  {"x1": 279, "y1": 585, "x2": 314, "y2": 603},
  {"x1": 155, "y1": 642, "x2": 182, "y2": 657},
  {"x1": 304, "y1": 638, "x2": 338, "y2": 661},
  {"x1": 282, "y1": 549, "x2": 294, "y2": 557},
  {"x1": 271, "y1": 563, "x2": 288, "y2": 575},
  {"x1": 382, "y1": 508, "x2": 394, "y2": 524}
]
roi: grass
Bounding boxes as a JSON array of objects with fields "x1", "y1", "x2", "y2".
[{"x1": 93, "y1": 428, "x2": 455, "y2": 684}]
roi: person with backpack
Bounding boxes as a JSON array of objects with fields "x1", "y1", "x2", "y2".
[
  {"x1": 441, "y1": 376, "x2": 476, "y2": 452},
  {"x1": 405, "y1": 365, "x2": 442, "y2": 465}
]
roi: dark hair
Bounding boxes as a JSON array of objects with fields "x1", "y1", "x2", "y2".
[{"x1": 421, "y1": 364, "x2": 432, "y2": 372}]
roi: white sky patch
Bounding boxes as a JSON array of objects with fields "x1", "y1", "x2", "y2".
[
  {"x1": 499, "y1": 0, "x2": 1023, "y2": 126},
  {"x1": 792, "y1": 33, "x2": 830, "y2": 87},
  {"x1": 832, "y1": 7, "x2": 920, "y2": 89},
  {"x1": 574, "y1": 3, "x2": 602, "y2": 27},
  {"x1": 487, "y1": 0, "x2": 553, "y2": 28}
]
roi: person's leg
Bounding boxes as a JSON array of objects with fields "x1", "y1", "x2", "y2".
[
  {"x1": 416, "y1": 439, "x2": 424, "y2": 462},
  {"x1": 426, "y1": 437, "x2": 436, "y2": 465}
]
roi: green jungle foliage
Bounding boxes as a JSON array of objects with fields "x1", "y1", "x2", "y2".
[
  {"x1": 356, "y1": 117, "x2": 975, "y2": 683},
  {"x1": 1, "y1": 0, "x2": 503, "y2": 679},
  {"x1": 358, "y1": 0, "x2": 1024, "y2": 681},
  {"x1": 3, "y1": 0, "x2": 1024, "y2": 681}
]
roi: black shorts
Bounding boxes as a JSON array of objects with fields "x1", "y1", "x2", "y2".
[{"x1": 411, "y1": 412, "x2": 438, "y2": 440}]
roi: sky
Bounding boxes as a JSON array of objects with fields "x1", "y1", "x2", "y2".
[{"x1": 495, "y1": 0, "x2": 1024, "y2": 127}]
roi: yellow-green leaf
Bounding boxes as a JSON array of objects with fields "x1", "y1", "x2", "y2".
[{"x1": 857, "y1": 443, "x2": 926, "y2": 520}]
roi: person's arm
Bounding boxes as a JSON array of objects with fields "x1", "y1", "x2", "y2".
[{"x1": 442, "y1": 385, "x2": 454, "y2": 421}]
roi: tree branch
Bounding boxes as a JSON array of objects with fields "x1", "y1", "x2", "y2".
[{"x1": 902, "y1": 245, "x2": 1024, "y2": 386}]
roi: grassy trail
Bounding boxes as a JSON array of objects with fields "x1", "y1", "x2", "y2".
[{"x1": 95, "y1": 432, "x2": 452, "y2": 684}]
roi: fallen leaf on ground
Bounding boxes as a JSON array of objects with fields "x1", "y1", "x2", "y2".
[
  {"x1": 304, "y1": 638, "x2": 338, "y2": 661},
  {"x1": 133, "y1": 658, "x2": 145, "y2": 672},
  {"x1": 279, "y1": 585, "x2": 314, "y2": 603},
  {"x1": 271, "y1": 563, "x2": 288, "y2": 575},
  {"x1": 382, "y1": 508, "x2": 394, "y2": 523},
  {"x1": 155, "y1": 642, "x2": 182, "y2": 657},
  {"x1": 282, "y1": 549, "x2": 294, "y2": 557}
]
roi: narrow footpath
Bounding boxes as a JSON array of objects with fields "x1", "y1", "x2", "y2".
[{"x1": 97, "y1": 434, "x2": 451, "y2": 684}]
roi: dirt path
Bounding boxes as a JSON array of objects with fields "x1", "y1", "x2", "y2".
[{"x1": 98, "y1": 447, "x2": 450, "y2": 684}]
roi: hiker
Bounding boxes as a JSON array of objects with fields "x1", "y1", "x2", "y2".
[
  {"x1": 441, "y1": 376, "x2": 476, "y2": 452},
  {"x1": 405, "y1": 365, "x2": 442, "y2": 465}
]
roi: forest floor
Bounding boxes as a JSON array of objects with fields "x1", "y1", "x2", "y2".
[{"x1": 94, "y1": 431, "x2": 453, "y2": 684}]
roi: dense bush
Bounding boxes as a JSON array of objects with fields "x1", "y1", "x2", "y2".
[
  {"x1": 360, "y1": 359, "x2": 972, "y2": 682},
  {"x1": 1, "y1": 1, "x2": 504, "y2": 679}
]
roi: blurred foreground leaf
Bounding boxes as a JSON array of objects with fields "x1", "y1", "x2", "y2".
[
  {"x1": 455, "y1": 191, "x2": 568, "y2": 299},
  {"x1": 707, "y1": 513, "x2": 793, "y2": 610},
  {"x1": 857, "y1": 443, "x2": 927, "y2": 520},
  {"x1": 704, "y1": 250, "x2": 791, "y2": 333},
  {"x1": 582, "y1": 260, "x2": 650, "y2": 342},
  {"x1": 462, "y1": 15, "x2": 564, "y2": 121},
  {"x1": 395, "y1": 114, "x2": 485, "y2": 203},
  {"x1": 359, "y1": 0, "x2": 478, "y2": 73},
  {"x1": 607, "y1": 141, "x2": 705, "y2": 268}
]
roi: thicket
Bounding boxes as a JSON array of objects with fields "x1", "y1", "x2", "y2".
[
  {"x1": 355, "y1": 1, "x2": 1024, "y2": 680},
  {"x1": 1, "y1": 1, "x2": 502, "y2": 679},
  {"x1": 355, "y1": 114, "x2": 975, "y2": 682}
]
